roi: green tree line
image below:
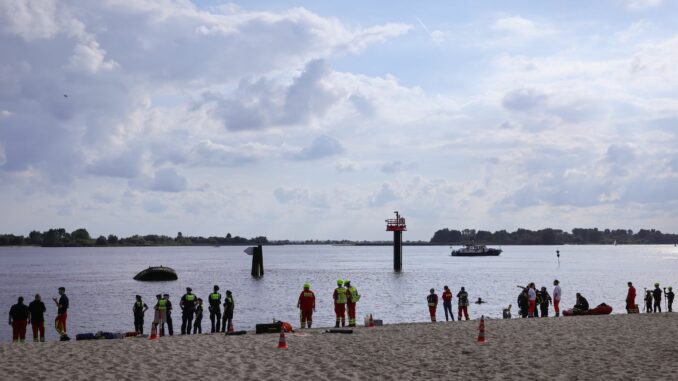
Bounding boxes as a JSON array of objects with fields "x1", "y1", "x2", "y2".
[
  {"x1": 429, "y1": 228, "x2": 678, "y2": 245},
  {"x1": 0, "y1": 229, "x2": 268, "y2": 247}
]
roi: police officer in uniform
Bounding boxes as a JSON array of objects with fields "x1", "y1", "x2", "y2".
[
  {"x1": 180, "y1": 287, "x2": 197, "y2": 335},
  {"x1": 208, "y1": 285, "x2": 222, "y2": 333}
]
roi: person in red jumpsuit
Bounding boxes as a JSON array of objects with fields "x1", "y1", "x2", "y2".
[
  {"x1": 333, "y1": 279, "x2": 347, "y2": 327},
  {"x1": 297, "y1": 283, "x2": 316, "y2": 328},
  {"x1": 427, "y1": 288, "x2": 438, "y2": 322},
  {"x1": 626, "y1": 282, "x2": 636, "y2": 312}
]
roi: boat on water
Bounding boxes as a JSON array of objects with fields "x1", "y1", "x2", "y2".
[
  {"x1": 133, "y1": 266, "x2": 178, "y2": 281},
  {"x1": 450, "y1": 244, "x2": 502, "y2": 257}
]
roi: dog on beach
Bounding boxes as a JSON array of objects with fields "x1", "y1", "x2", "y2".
[{"x1": 502, "y1": 304, "x2": 512, "y2": 319}]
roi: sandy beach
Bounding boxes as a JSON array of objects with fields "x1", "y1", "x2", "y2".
[{"x1": 1, "y1": 313, "x2": 677, "y2": 380}]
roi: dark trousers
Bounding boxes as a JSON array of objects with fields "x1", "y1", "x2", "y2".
[
  {"x1": 653, "y1": 300, "x2": 662, "y2": 313},
  {"x1": 181, "y1": 310, "x2": 195, "y2": 334},
  {"x1": 134, "y1": 315, "x2": 144, "y2": 334},
  {"x1": 540, "y1": 304, "x2": 549, "y2": 317},
  {"x1": 193, "y1": 317, "x2": 202, "y2": 334},
  {"x1": 669, "y1": 300, "x2": 673, "y2": 312},
  {"x1": 164, "y1": 313, "x2": 173, "y2": 335},
  {"x1": 443, "y1": 302, "x2": 454, "y2": 321},
  {"x1": 222, "y1": 312, "x2": 233, "y2": 331},
  {"x1": 210, "y1": 307, "x2": 221, "y2": 333}
]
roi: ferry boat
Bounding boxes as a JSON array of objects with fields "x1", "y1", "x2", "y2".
[{"x1": 450, "y1": 244, "x2": 502, "y2": 257}]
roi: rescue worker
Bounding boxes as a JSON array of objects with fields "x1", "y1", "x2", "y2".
[
  {"x1": 8, "y1": 297, "x2": 30, "y2": 343},
  {"x1": 133, "y1": 295, "x2": 148, "y2": 334},
  {"x1": 163, "y1": 293, "x2": 173, "y2": 335},
  {"x1": 457, "y1": 287, "x2": 469, "y2": 320},
  {"x1": 574, "y1": 293, "x2": 589, "y2": 312},
  {"x1": 297, "y1": 283, "x2": 316, "y2": 328},
  {"x1": 180, "y1": 287, "x2": 197, "y2": 335},
  {"x1": 644, "y1": 290, "x2": 653, "y2": 313},
  {"x1": 626, "y1": 282, "x2": 636, "y2": 313},
  {"x1": 652, "y1": 283, "x2": 662, "y2": 313},
  {"x1": 28, "y1": 294, "x2": 46, "y2": 342},
  {"x1": 553, "y1": 280, "x2": 562, "y2": 317},
  {"x1": 208, "y1": 285, "x2": 222, "y2": 333},
  {"x1": 333, "y1": 279, "x2": 347, "y2": 328},
  {"x1": 153, "y1": 294, "x2": 167, "y2": 336},
  {"x1": 427, "y1": 288, "x2": 438, "y2": 322},
  {"x1": 345, "y1": 280, "x2": 360, "y2": 327},
  {"x1": 665, "y1": 287, "x2": 674, "y2": 312},
  {"x1": 52, "y1": 287, "x2": 70, "y2": 341},
  {"x1": 517, "y1": 288, "x2": 528, "y2": 318},
  {"x1": 539, "y1": 287, "x2": 552, "y2": 317},
  {"x1": 222, "y1": 290, "x2": 234, "y2": 332},
  {"x1": 442, "y1": 285, "x2": 454, "y2": 321},
  {"x1": 193, "y1": 298, "x2": 203, "y2": 334},
  {"x1": 527, "y1": 283, "x2": 537, "y2": 318}
]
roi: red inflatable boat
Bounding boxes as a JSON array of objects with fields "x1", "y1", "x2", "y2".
[{"x1": 563, "y1": 303, "x2": 613, "y2": 316}]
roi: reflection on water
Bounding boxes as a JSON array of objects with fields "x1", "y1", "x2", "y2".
[{"x1": 1, "y1": 245, "x2": 676, "y2": 342}]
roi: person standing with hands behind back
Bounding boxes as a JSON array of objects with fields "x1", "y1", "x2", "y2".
[{"x1": 53, "y1": 287, "x2": 70, "y2": 341}]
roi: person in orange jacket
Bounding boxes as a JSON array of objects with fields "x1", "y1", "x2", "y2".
[
  {"x1": 345, "y1": 280, "x2": 360, "y2": 327},
  {"x1": 297, "y1": 283, "x2": 316, "y2": 328},
  {"x1": 333, "y1": 279, "x2": 347, "y2": 327}
]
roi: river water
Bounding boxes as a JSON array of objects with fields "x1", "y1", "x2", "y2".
[{"x1": 1, "y1": 245, "x2": 677, "y2": 342}]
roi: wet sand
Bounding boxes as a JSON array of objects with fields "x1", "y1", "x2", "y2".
[{"x1": 1, "y1": 313, "x2": 677, "y2": 380}]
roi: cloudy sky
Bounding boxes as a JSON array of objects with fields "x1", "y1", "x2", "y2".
[{"x1": 1, "y1": 0, "x2": 677, "y2": 240}]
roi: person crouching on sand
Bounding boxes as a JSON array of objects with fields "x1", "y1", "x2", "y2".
[{"x1": 427, "y1": 289, "x2": 438, "y2": 322}]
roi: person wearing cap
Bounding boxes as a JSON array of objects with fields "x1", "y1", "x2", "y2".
[
  {"x1": 208, "y1": 285, "x2": 222, "y2": 333},
  {"x1": 333, "y1": 279, "x2": 347, "y2": 328},
  {"x1": 180, "y1": 287, "x2": 197, "y2": 335},
  {"x1": 553, "y1": 280, "x2": 562, "y2": 317},
  {"x1": 297, "y1": 283, "x2": 316, "y2": 328},
  {"x1": 163, "y1": 293, "x2": 174, "y2": 335},
  {"x1": 133, "y1": 295, "x2": 148, "y2": 334},
  {"x1": 665, "y1": 287, "x2": 674, "y2": 312},
  {"x1": 626, "y1": 282, "x2": 636, "y2": 313},
  {"x1": 427, "y1": 288, "x2": 438, "y2": 322},
  {"x1": 222, "y1": 290, "x2": 234, "y2": 332},
  {"x1": 652, "y1": 283, "x2": 663, "y2": 313},
  {"x1": 345, "y1": 280, "x2": 360, "y2": 327}
]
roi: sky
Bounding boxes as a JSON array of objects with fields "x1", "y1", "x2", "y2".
[{"x1": 0, "y1": 0, "x2": 677, "y2": 240}]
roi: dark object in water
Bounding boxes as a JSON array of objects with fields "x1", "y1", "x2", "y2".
[
  {"x1": 325, "y1": 329, "x2": 353, "y2": 334},
  {"x1": 451, "y1": 244, "x2": 502, "y2": 257},
  {"x1": 133, "y1": 266, "x2": 178, "y2": 281}
]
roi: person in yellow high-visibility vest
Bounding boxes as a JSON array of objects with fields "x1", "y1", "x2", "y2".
[
  {"x1": 345, "y1": 280, "x2": 360, "y2": 327},
  {"x1": 333, "y1": 280, "x2": 347, "y2": 327}
]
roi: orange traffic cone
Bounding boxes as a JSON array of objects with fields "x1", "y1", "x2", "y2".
[
  {"x1": 276, "y1": 330, "x2": 288, "y2": 349},
  {"x1": 149, "y1": 324, "x2": 158, "y2": 340},
  {"x1": 477, "y1": 315, "x2": 486, "y2": 343}
]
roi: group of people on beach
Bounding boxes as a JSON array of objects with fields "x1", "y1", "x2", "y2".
[
  {"x1": 137, "y1": 285, "x2": 235, "y2": 337},
  {"x1": 6, "y1": 279, "x2": 676, "y2": 343},
  {"x1": 7, "y1": 287, "x2": 69, "y2": 343}
]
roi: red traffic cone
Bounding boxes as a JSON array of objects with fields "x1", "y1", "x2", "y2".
[
  {"x1": 477, "y1": 315, "x2": 486, "y2": 343},
  {"x1": 149, "y1": 324, "x2": 158, "y2": 340},
  {"x1": 276, "y1": 331, "x2": 288, "y2": 349},
  {"x1": 228, "y1": 324, "x2": 234, "y2": 333}
]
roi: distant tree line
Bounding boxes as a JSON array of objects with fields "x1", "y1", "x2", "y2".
[
  {"x1": 430, "y1": 228, "x2": 678, "y2": 245},
  {"x1": 0, "y1": 228, "x2": 268, "y2": 247}
]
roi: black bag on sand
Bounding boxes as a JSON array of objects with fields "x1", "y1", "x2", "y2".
[
  {"x1": 255, "y1": 322, "x2": 282, "y2": 334},
  {"x1": 325, "y1": 329, "x2": 353, "y2": 334}
]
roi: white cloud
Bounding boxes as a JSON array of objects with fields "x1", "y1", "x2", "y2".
[
  {"x1": 624, "y1": 0, "x2": 663, "y2": 11},
  {"x1": 0, "y1": 0, "x2": 59, "y2": 41},
  {"x1": 368, "y1": 183, "x2": 398, "y2": 207}
]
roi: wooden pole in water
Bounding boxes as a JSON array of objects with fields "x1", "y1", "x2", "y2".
[
  {"x1": 394, "y1": 230, "x2": 402, "y2": 272},
  {"x1": 258, "y1": 244, "x2": 264, "y2": 276},
  {"x1": 251, "y1": 245, "x2": 264, "y2": 278}
]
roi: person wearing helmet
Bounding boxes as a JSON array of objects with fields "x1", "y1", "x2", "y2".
[
  {"x1": 208, "y1": 285, "x2": 222, "y2": 333},
  {"x1": 345, "y1": 280, "x2": 360, "y2": 327},
  {"x1": 333, "y1": 279, "x2": 347, "y2": 328},
  {"x1": 180, "y1": 287, "x2": 197, "y2": 335},
  {"x1": 665, "y1": 287, "x2": 674, "y2": 312},
  {"x1": 427, "y1": 288, "x2": 438, "y2": 322},
  {"x1": 652, "y1": 283, "x2": 662, "y2": 313},
  {"x1": 297, "y1": 283, "x2": 316, "y2": 329}
]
